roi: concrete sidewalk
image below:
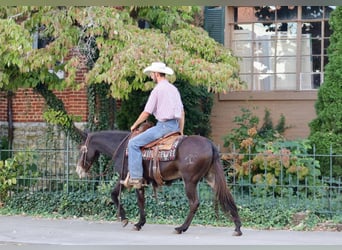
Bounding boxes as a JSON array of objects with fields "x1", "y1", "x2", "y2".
[{"x1": 0, "y1": 215, "x2": 341, "y2": 246}]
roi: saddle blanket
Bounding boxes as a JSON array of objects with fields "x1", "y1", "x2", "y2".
[
  {"x1": 142, "y1": 136, "x2": 182, "y2": 161},
  {"x1": 126, "y1": 135, "x2": 182, "y2": 162}
]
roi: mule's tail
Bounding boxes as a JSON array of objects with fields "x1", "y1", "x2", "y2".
[{"x1": 209, "y1": 141, "x2": 242, "y2": 236}]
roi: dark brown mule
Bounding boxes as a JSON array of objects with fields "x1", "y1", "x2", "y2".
[{"x1": 76, "y1": 129, "x2": 242, "y2": 236}]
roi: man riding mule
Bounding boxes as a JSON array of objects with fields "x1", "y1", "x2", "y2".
[
  {"x1": 121, "y1": 62, "x2": 185, "y2": 189},
  {"x1": 75, "y1": 62, "x2": 242, "y2": 236}
]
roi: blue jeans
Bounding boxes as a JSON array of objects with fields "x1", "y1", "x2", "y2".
[{"x1": 128, "y1": 119, "x2": 180, "y2": 179}]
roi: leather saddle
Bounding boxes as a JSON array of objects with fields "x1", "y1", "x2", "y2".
[
  {"x1": 128, "y1": 124, "x2": 183, "y2": 187},
  {"x1": 143, "y1": 132, "x2": 183, "y2": 186}
]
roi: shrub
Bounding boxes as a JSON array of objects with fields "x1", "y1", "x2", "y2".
[
  {"x1": 0, "y1": 136, "x2": 10, "y2": 160},
  {"x1": 222, "y1": 107, "x2": 321, "y2": 196},
  {"x1": 4, "y1": 183, "x2": 334, "y2": 230},
  {"x1": 309, "y1": 7, "x2": 342, "y2": 177},
  {"x1": 223, "y1": 107, "x2": 287, "y2": 153},
  {"x1": 0, "y1": 150, "x2": 39, "y2": 202}
]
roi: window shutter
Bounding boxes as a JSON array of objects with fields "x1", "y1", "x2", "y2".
[{"x1": 204, "y1": 6, "x2": 225, "y2": 44}]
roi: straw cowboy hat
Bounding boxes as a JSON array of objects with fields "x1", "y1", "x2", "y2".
[{"x1": 143, "y1": 62, "x2": 174, "y2": 75}]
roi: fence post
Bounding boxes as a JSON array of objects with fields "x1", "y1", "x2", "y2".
[
  {"x1": 66, "y1": 132, "x2": 70, "y2": 193},
  {"x1": 329, "y1": 144, "x2": 333, "y2": 215}
]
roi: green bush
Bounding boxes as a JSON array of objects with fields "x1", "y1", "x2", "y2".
[
  {"x1": 222, "y1": 107, "x2": 321, "y2": 196},
  {"x1": 3, "y1": 184, "x2": 335, "y2": 230},
  {"x1": 0, "y1": 136, "x2": 10, "y2": 160},
  {"x1": 309, "y1": 7, "x2": 342, "y2": 177},
  {"x1": 308, "y1": 132, "x2": 342, "y2": 177},
  {"x1": 223, "y1": 107, "x2": 287, "y2": 153},
  {"x1": 0, "y1": 150, "x2": 39, "y2": 202}
]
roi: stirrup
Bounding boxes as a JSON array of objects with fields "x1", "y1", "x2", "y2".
[
  {"x1": 120, "y1": 173, "x2": 144, "y2": 189},
  {"x1": 120, "y1": 173, "x2": 131, "y2": 188}
]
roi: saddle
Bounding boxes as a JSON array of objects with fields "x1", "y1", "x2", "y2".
[
  {"x1": 143, "y1": 132, "x2": 183, "y2": 187},
  {"x1": 127, "y1": 126, "x2": 183, "y2": 187},
  {"x1": 142, "y1": 131, "x2": 181, "y2": 159}
]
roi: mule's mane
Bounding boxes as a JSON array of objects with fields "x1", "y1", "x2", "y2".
[
  {"x1": 84, "y1": 130, "x2": 130, "y2": 159},
  {"x1": 89, "y1": 130, "x2": 129, "y2": 136}
]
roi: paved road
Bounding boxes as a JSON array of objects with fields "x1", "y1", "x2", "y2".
[{"x1": 0, "y1": 215, "x2": 341, "y2": 246}]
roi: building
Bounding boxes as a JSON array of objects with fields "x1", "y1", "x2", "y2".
[{"x1": 205, "y1": 6, "x2": 333, "y2": 149}]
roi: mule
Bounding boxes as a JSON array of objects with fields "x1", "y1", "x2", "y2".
[{"x1": 76, "y1": 129, "x2": 242, "y2": 236}]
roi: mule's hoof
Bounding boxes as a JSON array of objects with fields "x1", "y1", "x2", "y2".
[
  {"x1": 133, "y1": 225, "x2": 142, "y2": 231},
  {"x1": 173, "y1": 227, "x2": 183, "y2": 234},
  {"x1": 121, "y1": 219, "x2": 129, "y2": 227},
  {"x1": 232, "y1": 231, "x2": 243, "y2": 236}
]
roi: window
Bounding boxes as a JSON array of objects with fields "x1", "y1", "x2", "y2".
[
  {"x1": 32, "y1": 27, "x2": 64, "y2": 79},
  {"x1": 229, "y1": 6, "x2": 333, "y2": 91}
]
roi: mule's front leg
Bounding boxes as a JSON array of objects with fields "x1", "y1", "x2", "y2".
[
  {"x1": 111, "y1": 181, "x2": 129, "y2": 227},
  {"x1": 133, "y1": 187, "x2": 146, "y2": 231}
]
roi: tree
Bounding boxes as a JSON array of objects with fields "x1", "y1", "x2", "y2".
[
  {"x1": 0, "y1": 6, "x2": 243, "y2": 143},
  {"x1": 309, "y1": 6, "x2": 342, "y2": 177}
]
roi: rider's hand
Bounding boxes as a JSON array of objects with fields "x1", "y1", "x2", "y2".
[{"x1": 130, "y1": 124, "x2": 137, "y2": 131}]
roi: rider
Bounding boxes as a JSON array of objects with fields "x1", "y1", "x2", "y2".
[{"x1": 121, "y1": 62, "x2": 185, "y2": 189}]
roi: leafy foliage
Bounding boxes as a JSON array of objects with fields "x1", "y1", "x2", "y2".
[
  {"x1": 223, "y1": 107, "x2": 286, "y2": 152},
  {"x1": 87, "y1": 83, "x2": 116, "y2": 131},
  {"x1": 116, "y1": 89, "x2": 150, "y2": 131},
  {"x1": 0, "y1": 136, "x2": 10, "y2": 160},
  {"x1": 309, "y1": 6, "x2": 342, "y2": 177},
  {"x1": 0, "y1": 6, "x2": 243, "y2": 145},
  {"x1": 34, "y1": 83, "x2": 84, "y2": 143},
  {"x1": 134, "y1": 6, "x2": 202, "y2": 33},
  {"x1": 222, "y1": 107, "x2": 321, "y2": 196},
  {"x1": 3, "y1": 181, "x2": 337, "y2": 230},
  {"x1": 0, "y1": 6, "x2": 243, "y2": 97},
  {"x1": 174, "y1": 80, "x2": 213, "y2": 136},
  {"x1": 0, "y1": 151, "x2": 38, "y2": 202}
]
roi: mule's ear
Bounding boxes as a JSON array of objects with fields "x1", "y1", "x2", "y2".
[
  {"x1": 75, "y1": 127, "x2": 88, "y2": 143},
  {"x1": 81, "y1": 130, "x2": 88, "y2": 141}
]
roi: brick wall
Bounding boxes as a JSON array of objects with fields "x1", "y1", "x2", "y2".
[
  {"x1": 0, "y1": 48, "x2": 88, "y2": 123},
  {"x1": 0, "y1": 92, "x2": 6, "y2": 121},
  {"x1": 0, "y1": 88, "x2": 88, "y2": 122},
  {"x1": 0, "y1": 89, "x2": 88, "y2": 123}
]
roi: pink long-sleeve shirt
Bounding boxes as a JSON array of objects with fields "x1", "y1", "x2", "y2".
[{"x1": 144, "y1": 80, "x2": 183, "y2": 122}]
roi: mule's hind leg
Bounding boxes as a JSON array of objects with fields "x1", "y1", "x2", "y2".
[
  {"x1": 111, "y1": 181, "x2": 129, "y2": 227},
  {"x1": 174, "y1": 182, "x2": 199, "y2": 234}
]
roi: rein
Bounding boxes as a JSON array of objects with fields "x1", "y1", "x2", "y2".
[{"x1": 80, "y1": 136, "x2": 90, "y2": 170}]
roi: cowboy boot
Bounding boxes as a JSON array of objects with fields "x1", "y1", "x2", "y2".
[
  {"x1": 120, "y1": 173, "x2": 143, "y2": 189},
  {"x1": 120, "y1": 172, "x2": 132, "y2": 188}
]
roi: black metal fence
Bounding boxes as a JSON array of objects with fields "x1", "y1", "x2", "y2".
[{"x1": 1, "y1": 144, "x2": 341, "y2": 217}]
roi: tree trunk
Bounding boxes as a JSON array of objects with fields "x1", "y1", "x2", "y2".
[{"x1": 7, "y1": 91, "x2": 13, "y2": 155}]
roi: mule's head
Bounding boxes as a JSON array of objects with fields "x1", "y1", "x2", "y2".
[{"x1": 76, "y1": 135, "x2": 99, "y2": 178}]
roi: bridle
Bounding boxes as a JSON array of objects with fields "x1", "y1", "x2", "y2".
[
  {"x1": 79, "y1": 132, "x2": 132, "y2": 178},
  {"x1": 79, "y1": 136, "x2": 91, "y2": 172}
]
